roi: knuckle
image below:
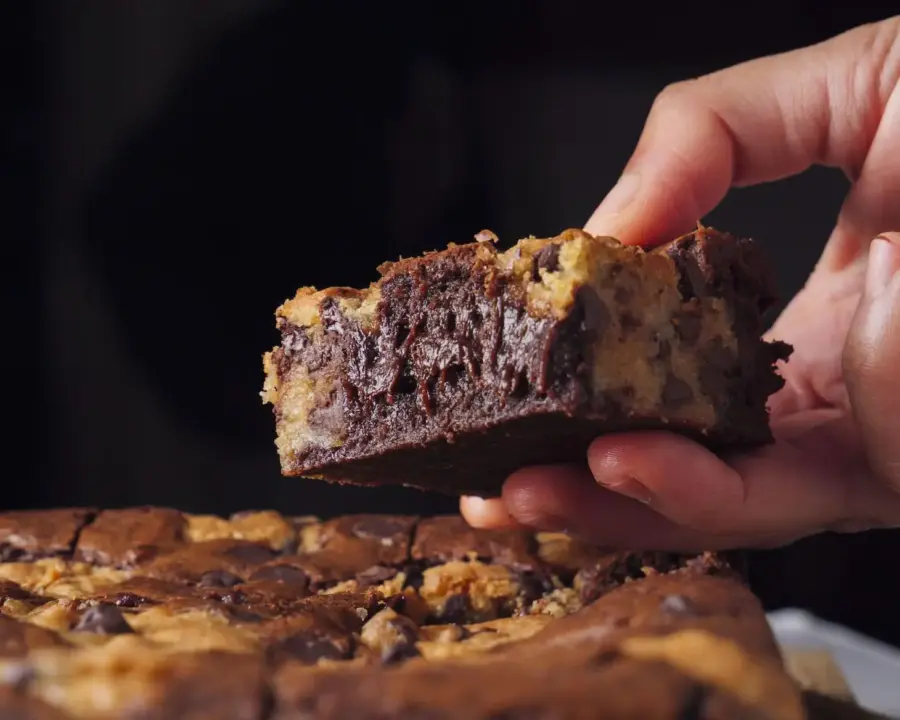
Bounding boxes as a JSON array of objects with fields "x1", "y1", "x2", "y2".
[{"x1": 651, "y1": 80, "x2": 697, "y2": 112}]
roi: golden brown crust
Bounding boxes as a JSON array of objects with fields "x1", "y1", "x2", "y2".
[{"x1": 274, "y1": 229, "x2": 627, "y2": 331}]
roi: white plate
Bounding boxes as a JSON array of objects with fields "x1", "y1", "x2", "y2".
[{"x1": 768, "y1": 609, "x2": 900, "y2": 717}]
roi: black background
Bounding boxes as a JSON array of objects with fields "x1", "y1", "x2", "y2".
[{"x1": 6, "y1": 2, "x2": 900, "y2": 644}]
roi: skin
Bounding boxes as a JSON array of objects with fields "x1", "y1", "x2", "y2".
[{"x1": 461, "y1": 17, "x2": 900, "y2": 551}]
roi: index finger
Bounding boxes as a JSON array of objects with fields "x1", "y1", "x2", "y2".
[
  {"x1": 585, "y1": 17, "x2": 900, "y2": 268},
  {"x1": 464, "y1": 419, "x2": 900, "y2": 551}
]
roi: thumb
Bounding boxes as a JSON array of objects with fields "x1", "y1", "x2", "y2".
[
  {"x1": 843, "y1": 232, "x2": 900, "y2": 491},
  {"x1": 584, "y1": 19, "x2": 900, "y2": 249}
]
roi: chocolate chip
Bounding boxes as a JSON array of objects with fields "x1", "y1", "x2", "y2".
[
  {"x1": 219, "y1": 590, "x2": 247, "y2": 605},
  {"x1": 377, "y1": 594, "x2": 407, "y2": 615},
  {"x1": 672, "y1": 253, "x2": 710, "y2": 301},
  {"x1": 532, "y1": 244, "x2": 561, "y2": 276},
  {"x1": 437, "y1": 594, "x2": 469, "y2": 624},
  {"x1": 684, "y1": 261, "x2": 710, "y2": 300},
  {"x1": 576, "y1": 286, "x2": 611, "y2": 341},
  {"x1": 659, "y1": 594, "x2": 697, "y2": 616},
  {"x1": 387, "y1": 616, "x2": 419, "y2": 643},
  {"x1": 620, "y1": 312, "x2": 641, "y2": 335},
  {"x1": 518, "y1": 570, "x2": 555, "y2": 605},
  {"x1": 656, "y1": 339, "x2": 672, "y2": 361},
  {"x1": 613, "y1": 286, "x2": 633, "y2": 304},
  {"x1": 225, "y1": 544, "x2": 276, "y2": 564},
  {"x1": 73, "y1": 604, "x2": 133, "y2": 635},
  {"x1": 576, "y1": 554, "x2": 651, "y2": 605},
  {"x1": 112, "y1": 592, "x2": 148, "y2": 608},
  {"x1": 697, "y1": 339, "x2": 735, "y2": 398},
  {"x1": 271, "y1": 629, "x2": 353, "y2": 664},
  {"x1": 229, "y1": 608, "x2": 264, "y2": 623},
  {"x1": 662, "y1": 373, "x2": 694, "y2": 408},
  {"x1": 401, "y1": 564, "x2": 424, "y2": 591},
  {"x1": 0, "y1": 580, "x2": 33, "y2": 603},
  {"x1": 249, "y1": 564, "x2": 309, "y2": 585},
  {"x1": 198, "y1": 570, "x2": 242, "y2": 588},
  {"x1": 0, "y1": 546, "x2": 23, "y2": 563},
  {"x1": 356, "y1": 565, "x2": 398, "y2": 588},
  {"x1": 351, "y1": 516, "x2": 407, "y2": 540},
  {"x1": 276, "y1": 536, "x2": 299, "y2": 555},
  {"x1": 674, "y1": 311, "x2": 702, "y2": 345}
]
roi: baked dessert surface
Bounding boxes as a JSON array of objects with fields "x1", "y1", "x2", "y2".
[
  {"x1": 262, "y1": 227, "x2": 791, "y2": 496},
  {"x1": 0, "y1": 507, "x2": 809, "y2": 719}
]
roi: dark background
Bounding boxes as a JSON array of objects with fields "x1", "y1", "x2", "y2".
[{"x1": 6, "y1": 2, "x2": 900, "y2": 644}]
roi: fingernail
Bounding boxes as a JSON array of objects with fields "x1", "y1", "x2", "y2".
[
  {"x1": 586, "y1": 173, "x2": 642, "y2": 235},
  {"x1": 599, "y1": 475, "x2": 654, "y2": 505},
  {"x1": 865, "y1": 235, "x2": 900, "y2": 298}
]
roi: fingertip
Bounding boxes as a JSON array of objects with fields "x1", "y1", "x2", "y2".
[
  {"x1": 584, "y1": 90, "x2": 732, "y2": 249},
  {"x1": 586, "y1": 432, "x2": 746, "y2": 533},
  {"x1": 504, "y1": 462, "x2": 737, "y2": 551},
  {"x1": 584, "y1": 173, "x2": 643, "y2": 244},
  {"x1": 460, "y1": 496, "x2": 523, "y2": 530},
  {"x1": 502, "y1": 465, "x2": 596, "y2": 530}
]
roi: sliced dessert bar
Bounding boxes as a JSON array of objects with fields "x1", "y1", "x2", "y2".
[{"x1": 262, "y1": 227, "x2": 791, "y2": 496}]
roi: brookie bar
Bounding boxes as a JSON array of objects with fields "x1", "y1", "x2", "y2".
[
  {"x1": 0, "y1": 507, "x2": 826, "y2": 719},
  {"x1": 262, "y1": 226, "x2": 791, "y2": 495}
]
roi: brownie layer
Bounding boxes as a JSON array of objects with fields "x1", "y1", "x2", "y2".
[
  {"x1": 263, "y1": 227, "x2": 791, "y2": 496},
  {"x1": 0, "y1": 509, "x2": 95, "y2": 562},
  {"x1": 0, "y1": 507, "x2": 810, "y2": 719}
]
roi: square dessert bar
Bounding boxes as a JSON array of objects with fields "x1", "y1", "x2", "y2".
[
  {"x1": 263, "y1": 227, "x2": 791, "y2": 496},
  {"x1": 0, "y1": 507, "x2": 824, "y2": 719}
]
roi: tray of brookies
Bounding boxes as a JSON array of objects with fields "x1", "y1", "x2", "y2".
[{"x1": 0, "y1": 507, "x2": 884, "y2": 719}]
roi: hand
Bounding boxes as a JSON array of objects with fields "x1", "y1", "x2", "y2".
[{"x1": 461, "y1": 17, "x2": 900, "y2": 550}]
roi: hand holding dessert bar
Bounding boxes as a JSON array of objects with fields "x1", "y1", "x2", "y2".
[
  {"x1": 261, "y1": 19, "x2": 900, "y2": 556},
  {"x1": 465, "y1": 16, "x2": 900, "y2": 551}
]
